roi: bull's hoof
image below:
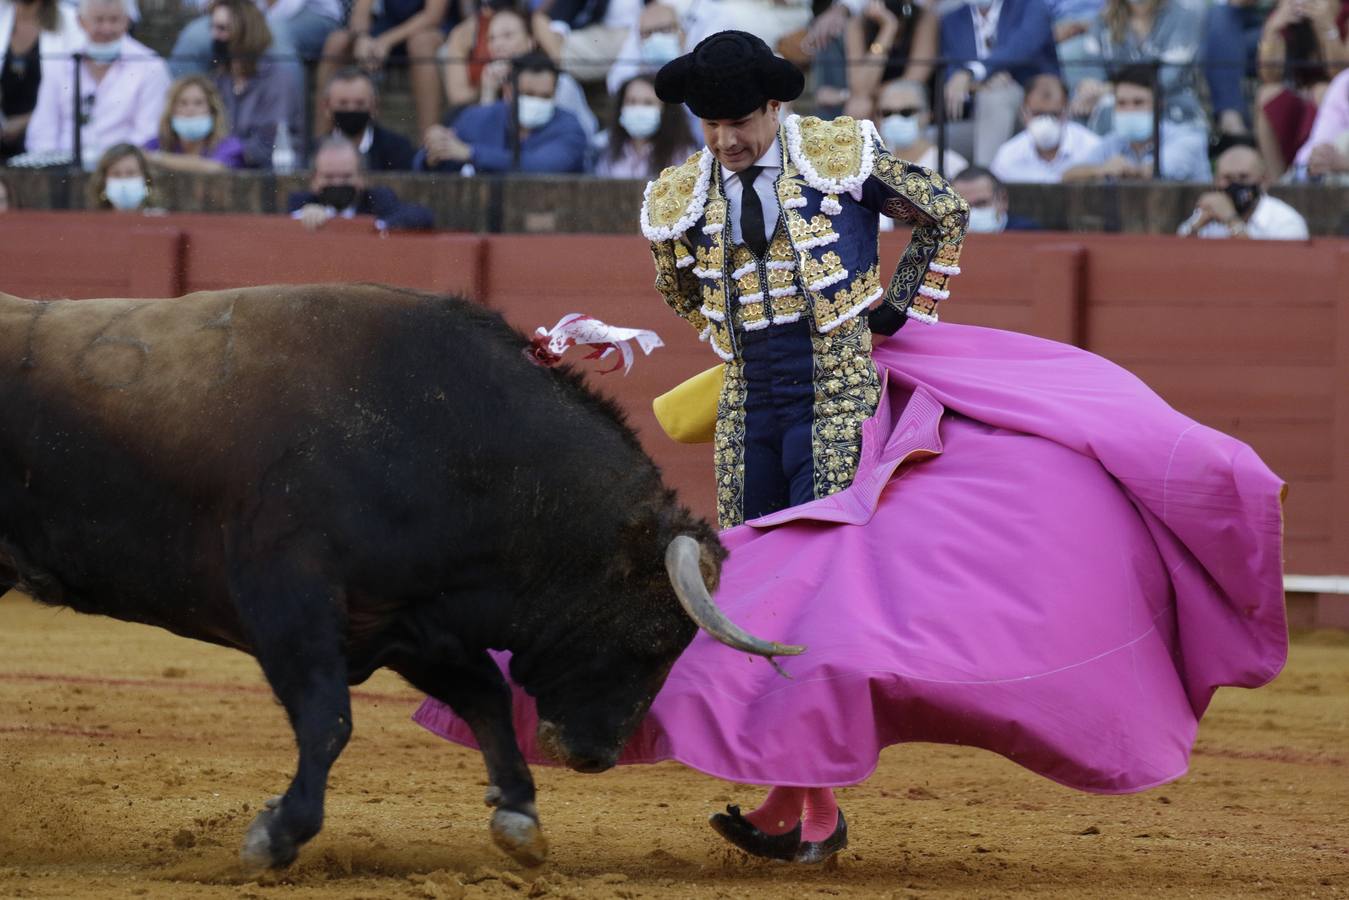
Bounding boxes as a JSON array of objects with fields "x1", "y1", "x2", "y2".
[
  {"x1": 240, "y1": 796, "x2": 297, "y2": 870},
  {"x1": 490, "y1": 809, "x2": 548, "y2": 867}
]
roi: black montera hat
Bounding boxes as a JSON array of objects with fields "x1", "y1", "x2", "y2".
[{"x1": 654, "y1": 30, "x2": 804, "y2": 121}]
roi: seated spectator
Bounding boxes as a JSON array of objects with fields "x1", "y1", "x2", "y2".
[
  {"x1": 209, "y1": 0, "x2": 305, "y2": 169},
  {"x1": 1204, "y1": 0, "x2": 1269, "y2": 135},
  {"x1": 442, "y1": 5, "x2": 597, "y2": 141},
  {"x1": 875, "y1": 79, "x2": 968, "y2": 175},
  {"x1": 1177, "y1": 143, "x2": 1309, "y2": 239},
  {"x1": 0, "y1": 172, "x2": 15, "y2": 211},
  {"x1": 595, "y1": 74, "x2": 697, "y2": 177},
  {"x1": 88, "y1": 142, "x2": 158, "y2": 211},
  {"x1": 990, "y1": 73, "x2": 1102, "y2": 183},
  {"x1": 25, "y1": 0, "x2": 169, "y2": 167},
  {"x1": 144, "y1": 74, "x2": 246, "y2": 172},
  {"x1": 1071, "y1": 0, "x2": 1221, "y2": 139},
  {"x1": 1062, "y1": 65, "x2": 1211, "y2": 182},
  {"x1": 952, "y1": 166, "x2": 1040, "y2": 232},
  {"x1": 840, "y1": 0, "x2": 936, "y2": 120},
  {"x1": 548, "y1": 0, "x2": 646, "y2": 84},
  {"x1": 1292, "y1": 66, "x2": 1349, "y2": 179},
  {"x1": 316, "y1": 68, "x2": 416, "y2": 171},
  {"x1": 419, "y1": 51, "x2": 587, "y2": 173},
  {"x1": 316, "y1": 0, "x2": 450, "y2": 138},
  {"x1": 605, "y1": 0, "x2": 686, "y2": 97},
  {"x1": 169, "y1": 0, "x2": 343, "y2": 78},
  {"x1": 1048, "y1": 0, "x2": 1106, "y2": 93},
  {"x1": 1254, "y1": 0, "x2": 1349, "y2": 177},
  {"x1": 1, "y1": 0, "x2": 84, "y2": 159},
  {"x1": 441, "y1": 0, "x2": 558, "y2": 106},
  {"x1": 686, "y1": 0, "x2": 812, "y2": 54},
  {"x1": 288, "y1": 135, "x2": 435, "y2": 232},
  {"x1": 939, "y1": 0, "x2": 1060, "y2": 166}
]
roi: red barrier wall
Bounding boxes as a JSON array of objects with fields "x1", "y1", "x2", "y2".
[{"x1": 3, "y1": 212, "x2": 1347, "y2": 577}]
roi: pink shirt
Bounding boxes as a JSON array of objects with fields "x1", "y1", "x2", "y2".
[
  {"x1": 1294, "y1": 68, "x2": 1349, "y2": 168},
  {"x1": 25, "y1": 35, "x2": 170, "y2": 165}
]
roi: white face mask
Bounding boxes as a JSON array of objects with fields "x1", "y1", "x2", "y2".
[
  {"x1": 880, "y1": 114, "x2": 921, "y2": 150},
  {"x1": 967, "y1": 204, "x2": 1005, "y2": 233},
  {"x1": 1025, "y1": 114, "x2": 1063, "y2": 151},
  {"x1": 85, "y1": 36, "x2": 124, "y2": 63},
  {"x1": 640, "y1": 31, "x2": 681, "y2": 68},
  {"x1": 104, "y1": 175, "x2": 147, "y2": 210},
  {"x1": 619, "y1": 104, "x2": 661, "y2": 139},
  {"x1": 516, "y1": 94, "x2": 556, "y2": 130}
]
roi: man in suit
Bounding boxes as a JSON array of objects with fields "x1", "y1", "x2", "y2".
[
  {"x1": 952, "y1": 166, "x2": 1041, "y2": 232},
  {"x1": 316, "y1": 68, "x2": 417, "y2": 172},
  {"x1": 939, "y1": 0, "x2": 1059, "y2": 167},
  {"x1": 289, "y1": 136, "x2": 434, "y2": 232},
  {"x1": 418, "y1": 52, "x2": 588, "y2": 174}
]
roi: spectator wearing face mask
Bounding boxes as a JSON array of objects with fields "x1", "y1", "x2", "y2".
[
  {"x1": 288, "y1": 135, "x2": 434, "y2": 232},
  {"x1": 208, "y1": 0, "x2": 305, "y2": 169},
  {"x1": 875, "y1": 79, "x2": 969, "y2": 175},
  {"x1": 25, "y1": 0, "x2": 169, "y2": 167},
  {"x1": 1291, "y1": 67, "x2": 1349, "y2": 181},
  {"x1": 418, "y1": 51, "x2": 587, "y2": 173},
  {"x1": 144, "y1": 74, "x2": 245, "y2": 172},
  {"x1": 1177, "y1": 143, "x2": 1309, "y2": 239},
  {"x1": 317, "y1": 68, "x2": 415, "y2": 172},
  {"x1": 0, "y1": 0, "x2": 84, "y2": 159},
  {"x1": 939, "y1": 0, "x2": 1060, "y2": 166},
  {"x1": 990, "y1": 73, "x2": 1101, "y2": 183},
  {"x1": 605, "y1": 1, "x2": 685, "y2": 96},
  {"x1": 595, "y1": 74, "x2": 697, "y2": 177},
  {"x1": 442, "y1": 6, "x2": 598, "y2": 142},
  {"x1": 88, "y1": 142, "x2": 159, "y2": 212},
  {"x1": 1062, "y1": 65, "x2": 1210, "y2": 182},
  {"x1": 952, "y1": 166, "x2": 1040, "y2": 233}
]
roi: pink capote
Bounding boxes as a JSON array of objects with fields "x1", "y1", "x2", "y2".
[{"x1": 414, "y1": 323, "x2": 1288, "y2": 794}]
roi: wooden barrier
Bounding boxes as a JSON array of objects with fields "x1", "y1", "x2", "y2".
[{"x1": 3, "y1": 211, "x2": 1347, "y2": 583}]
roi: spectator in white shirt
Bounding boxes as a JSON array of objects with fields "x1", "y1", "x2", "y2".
[
  {"x1": 990, "y1": 73, "x2": 1102, "y2": 183},
  {"x1": 875, "y1": 79, "x2": 969, "y2": 176},
  {"x1": 1177, "y1": 143, "x2": 1309, "y2": 240},
  {"x1": 24, "y1": 0, "x2": 169, "y2": 167}
]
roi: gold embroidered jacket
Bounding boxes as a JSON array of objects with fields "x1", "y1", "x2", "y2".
[{"x1": 642, "y1": 114, "x2": 969, "y2": 360}]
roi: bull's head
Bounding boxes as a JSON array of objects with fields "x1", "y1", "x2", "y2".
[{"x1": 523, "y1": 532, "x2": 804, "y2": 774}]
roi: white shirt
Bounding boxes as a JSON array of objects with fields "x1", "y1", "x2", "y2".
[
  {"x1": 1176, "y1": 194, "x2": 1310, "y2": 241},
  {"x1": 721, "y1": 137, "x2": 782, "y2": 249},
  {"x1": 602, "y1": 0, "x2": 643, "y2": 29},
  {"x1": 989, "y1": 121, "x2": 1102, "y2": 184},
  {"x1": 25, "y1": 34, "x2": 170, "y2": 165}
]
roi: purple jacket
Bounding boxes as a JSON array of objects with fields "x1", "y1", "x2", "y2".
[{"x1": 144, "y1": 135, "x2": 247, "y2": 169}]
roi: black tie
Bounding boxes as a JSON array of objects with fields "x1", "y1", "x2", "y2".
[{"x1": 737, "y1": 166, "x2": 768, "y2": 258}]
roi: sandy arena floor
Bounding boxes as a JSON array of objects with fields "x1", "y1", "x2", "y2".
[{"x1": 1, "y1": 590, "x2": 1346, "y2": 899}]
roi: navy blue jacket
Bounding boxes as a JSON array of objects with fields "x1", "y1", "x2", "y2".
[
  {"x1": 419, "y1": 101, "x2": 587, "y2": 174},
  {"x1": 939, "y1": 0, "x2": 1059, "y2": 86},
  {"x1": 286, "y1": 186, "x2": 434, "y2": 231}
]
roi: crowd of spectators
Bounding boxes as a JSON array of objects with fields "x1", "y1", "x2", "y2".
[{"x1": 1, "y1": 0, "x2": 1347, "y2": 233}]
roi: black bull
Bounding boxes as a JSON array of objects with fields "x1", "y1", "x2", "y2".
[{"x1": 0, "y1": 284, "x2": 801, "y2": 869}]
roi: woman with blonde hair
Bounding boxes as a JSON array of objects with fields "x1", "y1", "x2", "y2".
[
  {"x1": 145, "y1": 74, "x2": 246, "y2": 172},
  {"x1": 0, "y1": 0, "x2": 84, "y2": 158},
  {"x1": 88, "y1": 143, "x2": 160, "y2": 212}
]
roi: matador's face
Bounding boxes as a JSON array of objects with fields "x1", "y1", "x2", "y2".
[{"x1": 701, "y1": 101, "x2": 781, "y2": 172}]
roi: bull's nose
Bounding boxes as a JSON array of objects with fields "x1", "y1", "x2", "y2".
[{"x1": 569, "y1": 755, "x2": 614, "y2": 774}]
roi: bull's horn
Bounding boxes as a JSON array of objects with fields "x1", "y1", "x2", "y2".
[{"x1": 665, "y1": 535, "x2": 806, "y2": 659}]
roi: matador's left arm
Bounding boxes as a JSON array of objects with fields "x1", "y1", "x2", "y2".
[{"x1": 857, "y1": 147, "x2": 969, "y2": 336}]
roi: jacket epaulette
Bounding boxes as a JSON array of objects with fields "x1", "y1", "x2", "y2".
[{"x1": 639, "y1": 149, "x2": 713, "y2": 242}]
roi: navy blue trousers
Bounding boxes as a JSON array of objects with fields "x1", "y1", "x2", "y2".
[{"x1": 739, "y1": 320, "x2": 817, "y2": 521}]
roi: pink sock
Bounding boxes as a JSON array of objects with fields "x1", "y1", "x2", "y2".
[
  {"x1": 742, "y1": 786, "x2": 806, "y2": 835},
  {"x1": 800, "y1": 788, "x2": 839, "y2": 842}
]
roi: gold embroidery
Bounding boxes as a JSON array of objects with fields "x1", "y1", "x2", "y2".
[
  {"x1": 768, "y1": 233, "x2": 796, "y2": 264},
  {"x1": 815, "y1": 264, "x2": 880, "y2": 329},
  {"x1": 787, "y1": 211, "x2": 838, "y2": 246},
  {"x1": 796, "y1": 116, "x2": 864, "y2": 182},
  {"x1": 766, "y1": 268, "x2": 796, "y2": 293},
  {"x1": 773, "y1": 294, "x2": 807, "y2": 321},
  {"x1": 800, "y1": 251, "x2": 846, "y2": 287},
  {"x1": 645, "y1": 151, "x2": 707, "y2": 232},
  {"x1": 695, "y1": 241, "x2": 724, "y2": 274},
  {"x1": 714, "y1": 359, "x2": 748, "y2": 528},
  {"x1": 650, "y1": 239, "x2": 706, "y2": 334},
  {"x1": 810, "y1": 317, "x2": 879, "y2": 501}
]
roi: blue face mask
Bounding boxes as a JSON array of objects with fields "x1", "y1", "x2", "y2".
[
  {"x1": 1114, "y1": 109, "x2": 1153, "y2": 144},
  {"x1": 171, "y1": 114, "x2": 214, "y2": 142},
  {"x1": 880, "y1": 114, "x2": 921, "y2": 150},
  {"x1": 104, "y1": 176, "x2": 147, "y2": 210},
  {"x1": 640, "y1": 32, "x2": 681, "y2": 68},
  {"x1": 85, "y1": 37, "x2": 123, "y2": 63}
]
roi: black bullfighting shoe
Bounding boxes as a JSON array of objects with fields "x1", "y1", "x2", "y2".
[
  {"x1": 708, "y1": 804, "x2": 802, "y2": 861},
  {"x1": 792, "y1": 808, "x2": 848, "y2": 864}
]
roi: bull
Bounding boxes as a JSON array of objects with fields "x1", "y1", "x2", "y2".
[{"x1": 0, "y1": 285, "x2": 800, "y2": 869}]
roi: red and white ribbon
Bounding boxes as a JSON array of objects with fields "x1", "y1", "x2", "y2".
[{"x1": 526, "y1": 313, "x2": 664, "y2": 374}]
